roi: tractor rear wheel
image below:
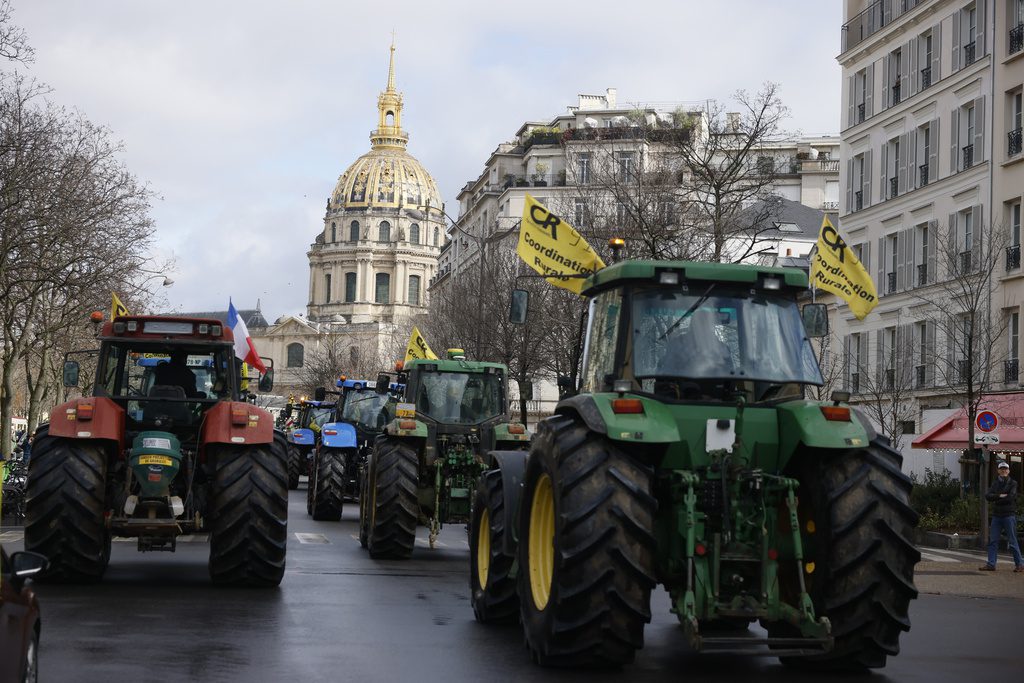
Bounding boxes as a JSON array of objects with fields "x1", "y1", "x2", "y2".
[
  {"x1": 24, "y1": 430, "x2": 111, "y2": 582},
  {"x1": 470, "y1": 468, "x2": 519, "y2": 623},
  {"x1": 208, "y1": 433, "x2": 289, "y2": 586},
  {"x1": 517, "y1": 416, "x2": 656, "y2": 667},
  {"x1": 286, "y1": 445, "x2": 302, "y2": 490},
  {"x1": 777, "y1": 437, "x2": 919, "y2": 670},
  {"x1": 366, "y1": 438, "x2": 418, "y2": 560},
  {"x1": 358, "y1": 462, "x2": 371, "y2": 548},
  {"x1": 310, "y1": 448, "x2": 344, "y2": 521}
]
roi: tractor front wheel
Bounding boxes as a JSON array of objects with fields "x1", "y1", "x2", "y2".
[
  {"x1": 310, "y1": 448, "x2": 345, "y2": 521},
  {"x1": 208, "y1": 433, "x2": 289, "y2": 586},
  {"x1": 24, "y1": 430, "x2": 111, "y2": 582},
  {"x1": 470, "y1": 469, "x2": 518, "y2": 623},
  {"x1": 777, "y1": 437, "x2": 919, "y2": 670},
  {"x1": 517, "y1": 416, "x2": 656, "y2": 667},
  {"x1": 366, "y1": 438, "x2": 418, "y2": 560}
]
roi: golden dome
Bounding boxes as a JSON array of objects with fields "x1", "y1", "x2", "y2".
[{"x1": 330, "y1": 42, "x2": 441, "y2": 211}]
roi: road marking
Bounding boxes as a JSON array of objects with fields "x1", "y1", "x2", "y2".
[
  {"x1": 921, "y1": 547, "x2": 987, "y2": 561},
  {"x1": 294, "y1": 533, "x2": 330, "y2": 544},
  {"x1": 919, "y1": 551, "x2": 960, "y2": 563}
]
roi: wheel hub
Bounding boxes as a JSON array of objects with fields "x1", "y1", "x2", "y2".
[
  {"x1": 528, "y1": 473, "x2": 554, "y2": 611},
  {"x1": 477, "y1": 508, "x2": 490, "y2": 588}
]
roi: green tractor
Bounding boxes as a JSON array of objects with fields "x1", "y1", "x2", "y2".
[
  {"x1": 359, "y1": 351, "x2": 531, "y2": 559},
  {"x1": 470, "y1": 260, "x2": 918, "y2": 669}
]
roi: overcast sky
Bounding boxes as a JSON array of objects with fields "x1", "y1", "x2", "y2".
[{"x1": 13, "y1": 0, "x2": 842, "y2": 321}]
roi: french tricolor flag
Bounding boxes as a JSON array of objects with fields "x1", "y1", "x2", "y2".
[{"x1": 227, "y1": 300, "x2": 267, "y2": 374}]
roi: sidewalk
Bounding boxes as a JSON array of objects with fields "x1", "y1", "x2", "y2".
[{"x1": 915, "y1": 546, "x2": 1024, "y2": 600}]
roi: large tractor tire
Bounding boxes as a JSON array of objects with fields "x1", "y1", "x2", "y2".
[
  {"x1": 470, "y1": 468, "x2": 518, "y2": 623},
  {"x1": 24, "y1": 430, "x2": 111, "y2": 582},
  {"x1": 517, "y1": 416, "x2": 657, "y2": 667},
  {"x1": 286, "y1": 445, "x2": 302, "y2": 490},
  {"x1": 358, "y1": 463, "x2": 371, "y2": 548},
  {"x1": 310, "y1": 448, "x2": 345, "y2": 521},
  {"x1": 366, "y1": 438, "x2": 419, "y2": 560},
  {"x1": 776, "y1": 437, "x2": 919, "y2": 670},
  {"x1": 208, "y1": 433, "x2": 289, "y2": 586}
]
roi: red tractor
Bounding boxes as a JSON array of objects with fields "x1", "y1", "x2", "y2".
[{"x1": 24, "y1": 315, "x2": 288, "y2": 586}]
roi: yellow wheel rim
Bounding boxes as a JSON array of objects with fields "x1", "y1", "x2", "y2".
[
  {"x1": 528, "y1": 473, "x2": 555, "y2": 611},
  {"x1": 476, "y1": 508, "x2": 490, "y2": 589}
]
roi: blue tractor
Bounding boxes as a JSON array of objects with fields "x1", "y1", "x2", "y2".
[
  {"x1": 307, "y1": 378, "x2": 400, "y2": 521},
  {"x1": 285, "y1": 400, "x2": 334, "y2": 490}
]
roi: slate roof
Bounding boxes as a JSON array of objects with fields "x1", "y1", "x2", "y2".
[
  {"x1": 174, "y1": 309, "x2": 269, "y2": 329},
  {"x1": 744, "y1": 197, "x2": 829, "y2": 240}
]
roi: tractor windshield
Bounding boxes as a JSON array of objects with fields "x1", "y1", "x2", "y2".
[
  {"x1": 414, "y1": 372, "x2": 502, "y2": 424},
  {"x1": 631, "y1": 286, "x2": 823, "y2": 388},
  {"x1": 303, "y1": 407, "x2": 333, "y2": 431},
  {"x1": 341, "y1": 389, "x2": 392, "y2": 430}
]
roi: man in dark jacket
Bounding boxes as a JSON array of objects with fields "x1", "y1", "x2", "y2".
[{"x1": 979, "y1": 461, "x2": 1022, "y2": 572}]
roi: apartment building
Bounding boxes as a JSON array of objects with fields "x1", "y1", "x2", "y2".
[{"x1": 835, "y1": 0, "x2": 1024, "y2": 479}]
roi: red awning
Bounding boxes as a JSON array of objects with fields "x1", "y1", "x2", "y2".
[{"x1": 912, "y1": 392, "x2": 1024, "y2": 451}]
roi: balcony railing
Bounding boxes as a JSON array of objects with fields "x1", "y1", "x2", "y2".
[
  {"x1": 842, "y1": 0, "x2": 885, "y2": 52},
  {"x1": 963, "y1": 41, "x2": 976, "y2": 66},
  {"x1": 887, "y1": 271, "x2": 897, "y2": 293},
  {"x1": 919, "y1": 163, "x2": 929, "y2": 187},
  {"x1": 1007, "y1": 244, "x2": 1021, "y2": 271},
  {"x1": 1005, "y1": 359, "x2": 1020, "y2": 385},
  {"x1": 962, "y1": 144, "x2": 974, "y2": 169},
  {"x1": 917, "y1": 263, "x2": 928, "y2": 286},
  {"x1": 916, "y1": 364, "x2": 927, "y2": 388},
  {"x1": 1009, "y1": 128, "x2": 1023, "y2": 157},
  {"x1": 1011, "y1": 24, "x2": 1024, "y2": 55},
  {"x1": 851, "y1": 372, "x2": 861, "y2": 394},
  {"x1": 855, "y1": 190, "x2": 864, "y2": 211},
  {"x1": 857, "y1": 102, "x2": 866, "y2": 123},
  {"x1": 960, "y1": 250, "x2": 973, "y2": 274},
  {"x1": 920, "y1": 66, "x2": 932, "y2": 89},
  {"x1": 890, "y1": 176, "x2": 898, "y2": 199},
  {"x1": 892, "y1": 81, "x2": 902, "y2": 106}
]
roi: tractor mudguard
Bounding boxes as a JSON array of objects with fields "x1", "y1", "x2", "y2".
[
  {"x1": 384, "y1": 418, "x2": 428, "y2": 438},
  {"x1": 201, "y1": 401, "x2": 274, "y2": 447},
  {"x1": 555, "y1": 393, "x2": 681, "y2": 444},
  {"x1": 493, "y1": 422, "x2": 531, "y2": 446},
  {"x1": 47, "y1": 397, "x2": 126, "y2": 451},
  {"x1": 485, "y1": 450, "x2": 529, "y2": 556},
  {"x1": 776, "y1": 400, "x2": 871, "y2": 457},
  {"x1": 320, "y1": 422, "x2": 358, "y2": 449},
  {"x1": 291, "y1": 428, "x2": 316, "y2": 446}
]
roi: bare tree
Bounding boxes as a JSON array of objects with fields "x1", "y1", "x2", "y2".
[
  {"x1": 808, "y1": 331, "x2": 845, "y2": 403},
  {"x1": 853, "y1": 317, "x2": 919, "y2": 452},
  {"x1": 0, "y1": 0, "x2": 33, "y2": 65}
]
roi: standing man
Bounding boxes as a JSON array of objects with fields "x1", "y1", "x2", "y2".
[{"x1": 978, "y1": 461, "x2": 1023, "y2": 573}]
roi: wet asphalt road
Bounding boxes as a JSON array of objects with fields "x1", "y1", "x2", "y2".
[{"x1": 8, "y1": 485, "x2": 1023, "y2": 682}]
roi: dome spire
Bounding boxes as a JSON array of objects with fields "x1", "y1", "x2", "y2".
[{"x1": 371, "y1": 37, "x2": 407, "y2": 150}]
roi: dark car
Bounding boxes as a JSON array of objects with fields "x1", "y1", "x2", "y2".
[{"x1": 1, "y1": 548, "x2": 47, "y2": 682}]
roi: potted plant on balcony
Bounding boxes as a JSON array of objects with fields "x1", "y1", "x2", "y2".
[{"x1": 532, "y1": 161, "x2": 549, "y2": 187}]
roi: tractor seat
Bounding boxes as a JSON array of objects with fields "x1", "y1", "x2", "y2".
[{"x1": 143, "y1": 385, "x2": 192, "y2": 425}]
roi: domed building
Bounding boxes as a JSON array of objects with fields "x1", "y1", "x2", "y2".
[{"x1": 307, "y1": 43, "x2": 445, "y2": 324}]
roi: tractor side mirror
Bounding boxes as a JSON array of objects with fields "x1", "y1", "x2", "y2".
[
  {"x1": 313, "y1": 387, "x2": 326, "y2": 402},
  {"x1": 801, "y1": 303, "x2": 828, "y2": 338},
  {"x1": 258, "y1": 368, "x2": 274, "y2": 392},
  {"x1": 8, "y1": 551, "x2": 49, "y2": 588},
  {"x1": 63, "y1": 361, "x2": 80, "y2": 387},
  {"x1": 509, "y1": 289, "x2": 529, "y2": 325},
  {"x1": 376, "y1": 373, "x2": 390, "y2": 393}
]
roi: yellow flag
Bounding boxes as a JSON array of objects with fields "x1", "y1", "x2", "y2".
[
  {"x1": 810, "y1": 216, "x2": 878, "y2": 320},
  {"x1": 517, "y1": 194, "x2": 606, "y2": 295},
  {"x1": 404, "y1": 326, "x2": 439, "y2": 363},
  {"x1": 111, "y1": 292, "x2": 129, "y2": 320}
]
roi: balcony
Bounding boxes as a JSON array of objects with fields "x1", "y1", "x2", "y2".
[
  {"x1": 842, "y1": 1, "x2": 885, "y2": 52},
  {"x1": 1009, "y1": 128, "x2": 1023, "y2": 157},
  {"x1": 917, "y1": 263, "x2": 928, "y2": 286},
  {"x1": 1010, "y1": 24, "x2": 1023, "y2": 55},
  {"x1": 855, "y1": 190, "x2": 864, "y2": 211},
  {"x1": 960, "y1": 250, "x2": 973, "y2": 274},
  {"x1": 920, "y1": 66, "x2": 932, "y2": 89},
  {"x1": 916, "y1": 364, "x2": 927, "y2": 388},
  {"x1": 892, "y1": 81, "x2": 902, "y2": 106},
  {"x1": 857, "y1": 103, "x2": 866, "y2": 123},
  {"x1": 1005, "y1": 359, "x2": 1020, "y2": 385},
  {"x1": 1007, "y1": 244, "x2": 1021, "y2": 271},
  {"x1": 963, "y1": 41, "x2": 976, "y2": 66},
  {"x1": 919, "y1": 163, "x2": 929, "y2": 187},
  {"x1": 962, "y1": 144, "x2": 974, "y2": 169},
  {"x1": 887, "y1": 271, "x2": 897, "y2": 294},
  {"x1": 889, "y1": 176, "x2": 898, "y2": 199}
]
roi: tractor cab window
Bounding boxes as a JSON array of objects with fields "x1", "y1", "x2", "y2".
[
  {"x1": 341, "y1": 389, "x2": 392, "y2": 430},
  {"x1": 302, "y1": 407, "x2": 333, "y2": 432},
  {"x1": 414, "y1": 372, "x2": 502, "y2": 424},
  {"x1": 630, "y1": 286, "x2": 822, "y2": 401},
  {"x1": 580, "y1": 289, "x2": 623, "y2": 393}
]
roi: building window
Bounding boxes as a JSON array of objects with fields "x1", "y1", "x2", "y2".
[
  {"x1": 920, "y1": 31, "x2": 933, "y2": 89},
  {"x1": 350, "y1": 220, "x2": 360, "y2": 242},
  {"x1": 1009, "y1": 91, "x2": 1022, "y2": 157},
  {"x1": 965, "y1": 4, "x2": 977, "y2": 65},
  {"x1": 887, "y1": 136, "x2": 900, "y2": 199},
  {"x1": 1009, "y1": 311, "x2": 1020, "y2": 384},
  {"x1": 408, "y1": 275, "x2": 421, "y2": 306},
  {"x1": 433, "y1": 227, "x2": 440, "y2": 246},
  {"x1": 577, "y1": 153, "x2": 591, "y2": 185},
  {"x1": 378, "y1": 221, "x2": 391, "y2": 242},
  {"x1": 331, "y1": 222, "x2": 336, "y2": 243},
  {"x1": 287, "y1": 343, "x2": 304, "y2": 368},
  {"x1": 856, "y1": 67, "x2": 868, "y2": 122},
  {"x1": 887, "y1": 233, "x2": 898, "y2": 293},
  {"x1": 918, "y1": 223, "x2": 929, "y2": 285},
  {"x1": 965, "y1": 104, "x2": 976, "y2": 168},
  {"x1": 918, "y1": 122, "x2": 932, "y2": 187},
  {"x1": 1011, "y1": 0, "x2": 1024, "y2": 54},
  {"x1": 375, "y1": 273, "x2": 390, "y2": 304},
  {"x1": 324, "y1": 273, "x2": 332, "y2": 303},
  {"x1": 617, "y1": 152, "x2": 635, "y2": 182},
  {"x1": 1008, "y1": 201, "x2": 1022, "y2": 271},
  {"x1": 409, "y1": 223, "x2": 420, "y2": 244},
  {"x1": 890, "y1": 47, "x2": 903, "y2": 106},
  {"x1": 850, "y1": 334, "x2": 863, "y2": 393},
  {"x1": 898, "y1": 420, "x2": 916, "y2": 436},
  {"x1": 574, "y1": 199, "x2": 586, "y2": 227},
  {"x1": 345, "y1": 272, "x2": 357, "y2": 302}
]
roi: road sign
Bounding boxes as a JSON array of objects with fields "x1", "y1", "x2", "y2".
[
  {"x1": 974, "y1": 433, "x2": 1000, "y2": 445},
  {"x1": 976, "y1": 411, "x2": 999, "y2": 432}
]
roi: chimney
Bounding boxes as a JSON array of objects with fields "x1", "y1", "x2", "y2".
[{"x1": 606, "y1": 88, "x2": 617, "y2": 109}]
